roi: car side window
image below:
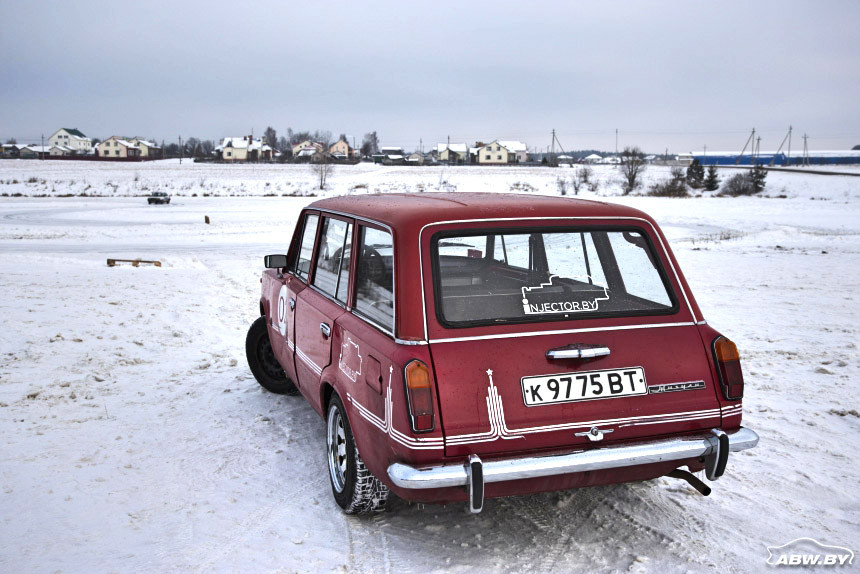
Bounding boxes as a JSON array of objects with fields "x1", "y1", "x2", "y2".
[
  {"x1": 354, "y1": 226, "x2": 394, "y2": 333},
  {"x1": 312, "y1": 217, "x2": 353, "y2": 303},
  {"x1": 294, "y1": 214, "x2": 319, "y2": 281}
]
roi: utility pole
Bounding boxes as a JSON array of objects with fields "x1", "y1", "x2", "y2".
[
  {"x1": 550, "y1": 129, "x2": 556, "y2": 165},
  {"x1": 615, "y1": 128, "x2": 618, "y2": 157},
  {"x1": 179, "y1": 135, "x2": 182, "y2": 164},
  {"x1": 41, "y1": 134, "x2": 44, "y2": 160},
  {"x1": 755, "y1": 136, "x2": 761, "y2": 164},
  {"x1": 802, "y1": 134, "x2": 809, "y2": 167},
  {"x1": 771, "y1": 126, "x2": 793, "y2": 166},
  {"x1": 736, "y1": 128, "x2": 755, "y2": 165}
]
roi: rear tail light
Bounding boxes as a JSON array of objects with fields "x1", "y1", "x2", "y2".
[
  {"x1": 404, "y1": 360, "x2": 435, "y2": 433},
  {"x1": 713, "y1": 336, "x2": 744, "y2": 400}
]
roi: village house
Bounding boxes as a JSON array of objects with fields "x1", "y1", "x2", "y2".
[
  {"x1": 129, "y1": 138, "x2": 161, "y2": 158},
  {"x1": 21, "y1": 145, "x2": 73, "y2": 158},
  {"x1": 0, "y1": 143, "x2": 27, "y2": 158},
  {"x1": 436, "y1": 143, "x2": 468, "y2": 164},
  {"x1": 328, "y1": 138, "x2": 353, "y2": 160},
  {"x1": 473, "y1": 140, "x2": 529, "y2": 164},
  {"x1": 97, "y1": 137, "x2": 141, "y2": 158},
  {"x1": 292, "y1": 140, "x2": 324, "y2": 157},
  {"x1": 48, "y1": 128, "x2": 92, "y2": 154},
  {"x1": 216, "y1": 136, "x2": 273, "y2": 162},
  {"x1": 379, "y1": 146, "x2": 405, "y2": 165},
  {"x1": 406, "y1": 152, "x2": 425, "y2": 165}
]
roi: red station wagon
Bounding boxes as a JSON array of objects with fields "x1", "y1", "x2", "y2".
[{"x1": 245, "y1": 193, "x2": 758, "y2": 514}]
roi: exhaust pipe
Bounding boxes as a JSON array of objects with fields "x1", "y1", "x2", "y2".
[{"x1": 666, "y1": 469, "x2": 711, "y2": 496}]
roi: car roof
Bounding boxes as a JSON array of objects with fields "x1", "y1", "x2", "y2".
[{"x1": 307, "y1": 192, "x2": 653, "y2": 230}]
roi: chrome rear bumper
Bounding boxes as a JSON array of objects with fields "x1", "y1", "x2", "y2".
[{"x1": 388, "y1": 427, "x2": 758, "y2": 491}]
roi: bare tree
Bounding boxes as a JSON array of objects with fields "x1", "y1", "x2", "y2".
[
  {"x1": 185, "y1": 137, "x2": 201, "y2": 157},
  {"x1": 361, "y1": 131, "x2": 379, "y2": 157},
  {"x1": 5, "y1": 137, "x2": 17, "y2": 144},
  {"x1": 264, "y1": 126, "x2": 277, "y2": 148},
  {"x1": 278, "y1": 136, "x2": 291, "y2": 160},
  {"x1": 311, "y1": 152, "x2": 333, "y2": 190},
  {"x1": 619, "y1": 146, "x2": 646, "y2": 195}
]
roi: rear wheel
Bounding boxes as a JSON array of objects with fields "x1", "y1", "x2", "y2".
[
  {"x1": 245, "y1": 316, "x2": 298, "y2": 395},
  {"x1": 327, "y1": 394, "x2": 389, "y2": 514}
]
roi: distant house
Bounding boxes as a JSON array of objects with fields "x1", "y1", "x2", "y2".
[
  {"x1": 379, "y1": 146, "x2": 405, "y2": 165},
  {"x1": 216, "y1": 136, "x2": 272, "y2": 162},
  {"x1": 48, "y1": 128, "x2": 92, "y2": 154},
  {"x1": 474, "y1": 140, "x2": 528, "y2": 164},
  {"x1": 292, "y1": 140, "x2": 324, "y2": 157},
  {"x1": 97, "y1": 136, "x2": 141, "y2": 158},
  {"x1": 130, "y1": 138, "x2": 161, "y2": 158},
  {"x1": 406, "y1": 152, "x2": 425, "y2": 165},
  {"x1": 19, "y1": 146, "x2": 38, "y2": 159},
  {"x1": 583, "y1": 154, "x2": 602, "y2": 163},
  {"x1": 329, "y1": 138, "x2": 353, "y2": 159},
  {"x1": 436, "y1": 143, "x2": 468, "y2": 164},
  {"x1": 21, "y1": 145, "x2": 72, "y2": 158},
  {"x1": 1, "y1": 143, "x2": 27, "y2": 158}
]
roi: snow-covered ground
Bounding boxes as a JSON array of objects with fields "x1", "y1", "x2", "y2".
[{"x1": 0, "y1": 161, "x2": 858, "y2": 573}]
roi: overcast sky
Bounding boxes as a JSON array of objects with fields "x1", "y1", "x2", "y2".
[{"x1": 2, "y1": 1, "x2": 858, "y2": 153}]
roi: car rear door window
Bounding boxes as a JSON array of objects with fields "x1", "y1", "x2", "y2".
[
  {"x1": 312, "y1": 217, "x2": 352, "y2": 303},
  {"x1": 354, "y1": 227, "x2": 394, "y2": 332},
  {"x1": 294, "y1": 214, "x2": 319, "y2": 281}
]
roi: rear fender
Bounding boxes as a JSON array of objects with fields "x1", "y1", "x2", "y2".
[{"x1": 336, "y1": 340, "x2": 446, "y2": 491}]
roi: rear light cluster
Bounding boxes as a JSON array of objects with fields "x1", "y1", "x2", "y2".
[
  {"x1": 713, "y1": 336, "x2": 744, "y2": 400},
  {"x1": 404, "y1": 360, "x2": 435, "y2": 433}
]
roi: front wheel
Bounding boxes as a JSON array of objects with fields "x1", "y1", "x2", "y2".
[
  {"x1": 327, "y1": 395, "x2": 390, "y2": 514},
  {"x1": 245, "y1": 316, "x2": 298, "y2": 395}
]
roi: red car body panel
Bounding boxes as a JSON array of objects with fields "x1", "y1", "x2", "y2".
[{"x1": 256, "y1": 193, "x2": 745, "y2": 504}]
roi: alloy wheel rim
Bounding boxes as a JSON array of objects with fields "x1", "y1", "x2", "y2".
[{"x1": 327, "y1": 407, "x2": 347, "y2": 492}]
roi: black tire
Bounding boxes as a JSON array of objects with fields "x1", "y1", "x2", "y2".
[
  {"x1": 245, "y1": 316, "x2": 299, "y2": 395},
  {"x1": 327, "y1": 394, "x2": 390, "y2": 514}
]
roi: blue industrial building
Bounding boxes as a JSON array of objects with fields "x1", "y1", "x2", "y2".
[{"x1": 686, "y1": 150, "x2": 860, "y2": 166}]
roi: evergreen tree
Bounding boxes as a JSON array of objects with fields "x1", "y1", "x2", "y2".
[
  {"x1": 686, "y1": 159, "x2": 705, "y2": 189},
  {"x1": 703, "y1": 164, "x2": 720, "y2": 191},
  {"x1": 749, "y1": 163, "x2": 767, "y2": 194}
]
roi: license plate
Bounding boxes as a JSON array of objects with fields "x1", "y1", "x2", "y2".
[{"x1": 521, "y1": 367, "x2": 647, "y2": 406}]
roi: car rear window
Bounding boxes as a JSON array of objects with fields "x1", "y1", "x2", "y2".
[{"x1": 432, "y1": 228, "x2": 676, "y2": 326}]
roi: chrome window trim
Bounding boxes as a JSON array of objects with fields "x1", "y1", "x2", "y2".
[
  {"x1": 428, "y1": 321, "x2": 696, "y2": 344},
  {"x1": 418, "y1": 216, "x2": 701, "y2": 342}
]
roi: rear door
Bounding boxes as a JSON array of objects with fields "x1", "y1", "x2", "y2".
[
  {"x1": 294, "y1": 215, "x2": 353, "y2": 402},
  {"x1": 425, "y1": 224, "x2": 723, "y2": 458}
]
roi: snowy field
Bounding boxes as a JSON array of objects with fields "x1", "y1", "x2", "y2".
[{"x1": 0, "y1": 161, "x2": 858, "y2": 573}]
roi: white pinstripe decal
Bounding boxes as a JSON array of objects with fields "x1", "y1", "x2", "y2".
[
  {"x1": 345, "y1": 366, "x2": 743, "y2": 450},
  {"x1": 347, "y1": 365, "x2": 444, "y2": 451}
]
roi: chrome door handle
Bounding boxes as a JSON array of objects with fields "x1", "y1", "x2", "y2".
[
  {"x1": 320, "y1": 322, "x2": 331, "y2": 338},
  {"x1": 546, "y1": 344, "x2": 610, "y2": 360},
  {"x1": 289, "y1": 297, "x2": 295, "y2": 310}
]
